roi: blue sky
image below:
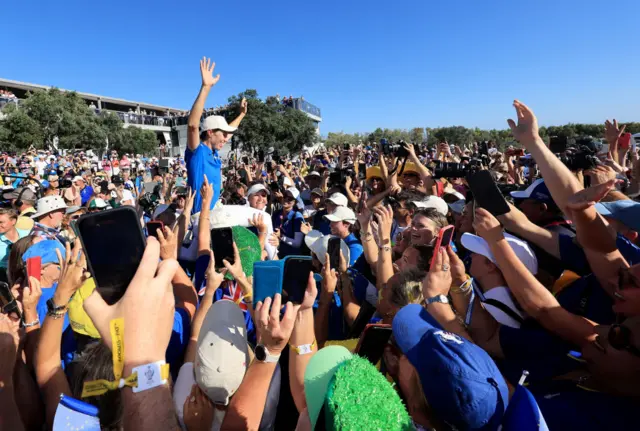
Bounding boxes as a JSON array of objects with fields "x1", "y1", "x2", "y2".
[{"x1": 2, "y1": 0, "x2": 639, "y2": 135}]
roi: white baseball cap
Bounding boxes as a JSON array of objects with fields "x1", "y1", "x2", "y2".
[
  {"x1": 326, "y1": 193, "x2": 348, "y2": 208},
  {"x1": 32, "y1": 196, "x2": 67, "y2": 219},
  {"x1": 247, "y1": 183, "x2": 269, "y2": 197},
  {"x1": 195, "y1": 300, "x2": 250, "y2": 405},
  {"x1": 285, "y1": 187, "x2": 300, "y2": 201},
  {"x1": 324, "y1": 206, "x2": 357, "y2": 224},
  {"x1": 304, "y1": 231, "x2": 351, "y2": 265},
  {"x1": 461, "y1": 232, "x2": 538, "y2": 275},
  {"x1": 201, "y1": 115, "x2": 237, "y2": 133},
  {"x1": 412, "y1": 196, "x2": 449, "y2": 216}
]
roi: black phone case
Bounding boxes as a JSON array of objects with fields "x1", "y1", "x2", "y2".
[{"x1": 468, "y1": 170, "x2": 511, "y2": 217}]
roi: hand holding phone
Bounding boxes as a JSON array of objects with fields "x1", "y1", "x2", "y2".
[
  {"x1": 210, "y1": 228, "x2": 234, "y2": 270},
  {"x1": 327, "y1": 237, "x2": 341, "y2": 271},
  {"x1": 26, "y1": 256, "x2": 42, "y2": 282},
  {"x1": 146, "y1": 221, "x2": 164, "y2": 240},
  {"x1": 283, "y1": 256, "x2": 313, "y2": 304},
  {"x1": 468, "y1": 170, "x2": 510, "y2": 217},
  {"x1": 430, "y1": 225, "x2": 455, "y2": 271}
]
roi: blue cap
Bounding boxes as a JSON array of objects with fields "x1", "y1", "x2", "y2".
[
  {"x1": 501, "y1": 385, "x2": 549, "y2": 430},
  {"x1": 393, "y1": 304, "x2": 508, "y2": 430},
  {"x1": 41, "y1": 180, "x2": 50, "y2": 189},
  {"x1": 595, "y1": 200, "x2": 640, "y2": 232},
  {"x1": 510, "y1": 179, "x2": 555, "y2": 206},
  {"x1": 22, "y1": 240, "x2": 65, "y2": 266}
]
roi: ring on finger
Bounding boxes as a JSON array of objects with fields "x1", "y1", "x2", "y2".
[
  {"x1": 442, "y1": 264, "x2": 450, "y2": 271},
  {"x1": 190, "y1": 396, "x2": 196, "y2": 403}
]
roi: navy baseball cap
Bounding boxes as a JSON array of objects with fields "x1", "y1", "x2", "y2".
[
  {"x1": 510, "y1": 179, "x2": 555, "y2": 206},
  {"x1": 595, "y1": 200, "x2": 640, "y2": 233},
  {"x1": 393, "y1": 304, "x2": 508, "y2": 430}
]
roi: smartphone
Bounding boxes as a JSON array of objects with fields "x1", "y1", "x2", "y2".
[
  {"x1": 430, "y1": 225, "x2": 455, "y2": 271},
  {"x1": 26, "y1": 256, "x2": 42, "y2": 282},
  {"x1": 242, "y1": 156, "x2": 249, "y2": 165},
  {"x1": 0, "y1": 281, "x2": 23, "y2": 323},
  {"x1": 468, "y1": 170, "x2": 511, "y2": 217},
  {"x1": 358, "y1": 162, "x2": 366, "y2": 180},
  {"x1": 146, "y1": 221, "x2": 164, "y2": 240},
  {"x1": 619, "y1": 133, "x2": 632, "y2": 150},
  {"x1": 327, "y1": 237, "x2": 341, "y2": 271},
  {"x1": 355, "y1": 324, "x2": 393, "y2": 365},
  {"x1": 77, "y1": 206, "x2": 146, "y2": 305},
  {"x1": 210, "y1": 227, "x2": 234, "y2": 270},
  {"x1": 282, "y1": 256, "x2": 313, "y2": 304}
]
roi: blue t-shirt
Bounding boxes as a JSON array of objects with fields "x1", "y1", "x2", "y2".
[
  {"x1": 558, "y1": 233, "x2": 640, "y2": 276},
  {"x1": 80, "y1": 186, "x2": 94, "y2": 206},
  {"x1": 185, "y1": 143, "x2": 222, "y2": 214},
  {"x1": 343, "y1": 233, "x2": 363, "y2": 266},
  {"x1": 272, "y1": 210, "x2": 304, "y2": 258}
]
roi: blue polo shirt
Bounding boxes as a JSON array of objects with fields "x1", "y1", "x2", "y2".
[
  {"x1": 343, "y1": 233, "x2": 363, "y2": 266},
  {"x1": 80, "y1": 185, "x2": 94, "y2": 206},
  {"x1": 185, "y1": 143, "x2": 221, "y2": 214},
  {"x1": 272, "y1": 210, "x2": 304, "y2": 258}
]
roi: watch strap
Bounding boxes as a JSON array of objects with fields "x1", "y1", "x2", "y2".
[{"x1": 424, "y1": 294, "x2": 449, "y2": 306}]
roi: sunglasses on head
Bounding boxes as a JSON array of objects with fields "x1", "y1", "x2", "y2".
[{"x1": 608, "y1": 324, "x2": 640, "y2": 357}]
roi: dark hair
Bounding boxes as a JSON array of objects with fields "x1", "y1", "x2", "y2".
[
  {"x1": 7, "y1": 235, "x2": 37, "y2": 286},
  {"x1": 412, "y1": 245, "x2": 434, "y2": 272},
  {"x1": 67, "y1": 341, "x2": 123, "y2": 430},
  {"x1": 0, "y1": 207, "x2": 18, "y2": 220}
]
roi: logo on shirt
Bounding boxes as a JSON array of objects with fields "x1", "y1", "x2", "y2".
[{"x1": 434, "y1": 330, "x2": 463, "y2": 344}]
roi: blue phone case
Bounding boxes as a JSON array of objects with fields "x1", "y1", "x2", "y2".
[{"x1": 253, "y1": 256, "x2": 312, "y2": 306}]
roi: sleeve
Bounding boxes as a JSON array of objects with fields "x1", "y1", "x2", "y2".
[
  {"x1": 173, "y1": 362, "x2": 195, "y2": 431},
  {"x1": 166, "y1": 308, "x2": 192, "y2": 378},
  {"x1": 558, "y1": 234, "x2": 590, "y2": 275}
]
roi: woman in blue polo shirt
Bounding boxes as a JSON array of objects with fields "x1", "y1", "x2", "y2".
[{"x1": 272, "y1": 187, "x2": 304, "y2": 258}]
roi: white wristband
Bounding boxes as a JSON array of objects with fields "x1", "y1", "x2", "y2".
[{"x1": 132, "y1": 361, "x2": 169, "y2": 393}]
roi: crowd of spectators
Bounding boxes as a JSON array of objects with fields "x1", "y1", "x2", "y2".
[{"x1": 2, "y1": 91, "x2": 640, "y2": 430}]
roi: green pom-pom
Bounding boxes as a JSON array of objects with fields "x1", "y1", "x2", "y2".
[
  {"x1": 224, "y1": 226, "x2": 262, "y2": 281},
  {"x1": 325, "y1": 355, "x2": 413, "y2": 430}
]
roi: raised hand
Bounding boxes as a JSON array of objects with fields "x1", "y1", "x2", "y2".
[
  {"x1": 183, "y1": 187, "x2": 196, "y2": 215},
  {"x1": 422, "y1": 247, "x2": 453, "y2": 299},
  {"x1": 157, "y1": 225, "x2": 179, "y2": 261},
  {"x1": 299, "y1": 272, "x2": 318, "y2": 312},
  {"x1": 249, "y1": 213, "x2": 267, "y2": 235},
  {"x1": 255, "y1": 293, "x2": 299, "y2": 356},
  {"x1": 21, "y1": 276, "x2": 42, "y2": 317},
  {"x1": 222, "y1": 243, "x2": 244, "y2": 281},
  {"x1": 300, "y1": 221, "x2": 312, "y2": 235},
  {"x1": 205, "y1": 250, "x2": 226, "y2": 292},
  {"x1": 585, "y1": 165, "x2": 617, "y2": 187},
  {"x1": 497, "y1": 202, "x2": 531, "y2": 231},
  {"x1": 321, "y1": 254, "x2": 337, "y2": 294},
  {"x1": 565, "y1": 179, "x2": 619, "y2": 212},
  {"x1": 604, "y1": 119, "x2": 626, "y2": 145},
  {"x1": 507, "y1": 100, "x2": 540, "y2": 144},
  {"x1": 240, "y1": 97, "x2": 248, "y2": 115},
  {"x1": 372, "y1": 205, "x2": 394, "y2": 244},
  {"x1": 473, "y1": 208, "x2": 504, "y2": 244},
  {"x1": 446, "y1": 246, "x2": 468, "y2": 288},
  {"x1": 200, "y1": 174, "x2": 214, "y2": 207},
  {"x1": 200, "y1": 57, "x2": 220, "y2": 88},
  {"x1": 54, "y1": 239, "x2": 90, "y2": 303}
]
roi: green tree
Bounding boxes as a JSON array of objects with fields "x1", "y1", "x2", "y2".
[
  {"x1": 222, "y1": 89, "x2": 317, "y2": 155},
  {"x1": 0, "y1": 104, "x2": 44, "y2": 151}
]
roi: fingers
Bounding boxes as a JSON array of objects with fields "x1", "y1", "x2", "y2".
[
  {"x1": 434, "y1": 246, "x2": 444, "y2": 270},
  {"x1": 184, "y1": 384, "x2": 197, "y2": 411},
  {"x1": 83, "y1": 290, "x2": 113, "y2": 347},
  {"x1": 129, "y1": 237, "x2": 162, "y2": 288},
  {"x1": 157, "y1": 227, "x2": 166, "y2": 244},
  {"x1": 271, "y1": 293, "x2": 282, "y2": 325},
  {"x1": 306, "y1": 271, "x2": 317, "y2": 296},
  {"x1": 507, "y1": 119, "x2": 517, "y2": 132},
  {"x1": 258, "y1": 296, "x2": 272, "y2": 328}
]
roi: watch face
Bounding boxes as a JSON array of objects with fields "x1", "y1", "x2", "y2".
[{"x1": 255, "y1": 345, "x2": 267, "y2": 361}]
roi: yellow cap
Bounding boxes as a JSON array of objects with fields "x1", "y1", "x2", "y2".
[
  {"x1": 402, "y1": 162, "x2": 420, "y2": 175},
  {"x1": 366, "y1": 166, "x2": 383, "y2": 180},
  {"x1": 68, "y1": 278, "x2": 101, "y2": 339}
]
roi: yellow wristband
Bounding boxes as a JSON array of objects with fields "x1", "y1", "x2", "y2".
[{"x1": 289, "y1": 339, "x2": 316, "y2": 355}]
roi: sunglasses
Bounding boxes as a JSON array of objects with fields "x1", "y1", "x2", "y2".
[{"x1": 608, "y1": 324, "x2": 640, "y2": 357}]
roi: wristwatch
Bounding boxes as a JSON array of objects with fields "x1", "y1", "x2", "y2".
[
  {"x1": 255, "y1": 344, "x2": 281, "y2": 363},
  {"x1": 424, "y1": 294, "x2": 450, "y2": 307}
]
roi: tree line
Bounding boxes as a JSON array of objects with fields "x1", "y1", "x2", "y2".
[
  {"x1": 0, "y1": 88, "x2": 160, "y2": 155},
  {"x1": 324, "y1": 122, "x2": 640, "y2": 150}
]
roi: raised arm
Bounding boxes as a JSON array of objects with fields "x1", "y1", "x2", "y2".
[
  {"x1": 289, "y1": 274, "x2": 318, "y2": 412},
  {"x1": 0, "y1": 315, "x2": 25, "y2": 431},
  {"x1": 228, "y1": 98, "x2": 248, "y2": 129},
  {"x1": 223, "y1": 294, "x2": 299, "y2": 430},
  {"x1": 187, "y1": 58, "x2": 220, "y2": 151},
  {"x1": 373, "y1": 205, "x2": 394, "y2": 290},
  {"x1": 497, "y1": 203, "x2": 561, "y2": 259},
  {"x1": 357, "y1": 195, "x2": 379, "y2": 269},
  {"x1": 198, "y1": 175, "x2": 213, "y2": 255},
  {"x1": 474, "y1": 208, "x2": 596, "y2": 347}
]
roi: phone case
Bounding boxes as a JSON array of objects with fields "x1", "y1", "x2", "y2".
[
  {"x1": 26, "y1": 257, "x2": 42, "y2": 282},
  {"x1": 355, "y1": 323, "x2": 392, "y2": 355},
  {"x1": 253, "y1": 256, "x2": 311, "y2": 306}
]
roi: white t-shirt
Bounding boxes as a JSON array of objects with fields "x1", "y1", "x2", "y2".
[
  {"x1": 35, "y1": 160, "x2": 47, "y2": 176},
  {"x1": 303, "y1": 204, "x2": 317, "y2": 219},
  {"x1": 173, "y1": 362, "x2": 226, "y2": 431}
]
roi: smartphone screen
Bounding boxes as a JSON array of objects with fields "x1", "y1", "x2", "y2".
[
  {"x1": 430, "y1": 225, "x2": 455, "y2": 271},
  {"x1": 468, "y1": 170, "x2": 510, "y2": 217},
  {"x1": 77, "y1": 207, "x2": 146, "y2": 305},
  {"x1": 356, "y1": 324, "x2": 393, "y2": 364},
  {"x1": 26, "y1": 256, "x2": 42, "y2": 282},
  {"x1": 146, "y1": 221, "x2": 164, "y2": 240},
  {"x1": 210, "y1": 228, "x2": 234, "y2": 270},
  {"x1": 282, "y1": 257, "x2": 313, "y2": 304},
  {"x1": 328, "y1": 237, "x2": 341, "y2": 271},
  {"x1": 0, "y1": 282, "x2": 22, "y2": 322},
  {"x1": 358, "y1": 162, "x2": 366, "y2": 180}
]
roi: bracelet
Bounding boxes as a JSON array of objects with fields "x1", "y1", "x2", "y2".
[
  {"x1": 451, "y1": 277, "x2": 472, "y2": 295},
  {"x1": 23, "y1": 318, "x2": 40, "y2": 328},
  {"x1": 289, "y1": 339, "x2": 317, "y2": 355},
  {"x1": 46, "y1": 309, "x2": 67, "y2": 319},
  {"x1": 360, "y1": 231, "x2": 373, "y2": 238}
]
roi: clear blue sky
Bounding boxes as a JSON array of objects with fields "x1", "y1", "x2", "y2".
[{"x1": 2, "y1": 0, "x2": 639, "y2": 135}]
